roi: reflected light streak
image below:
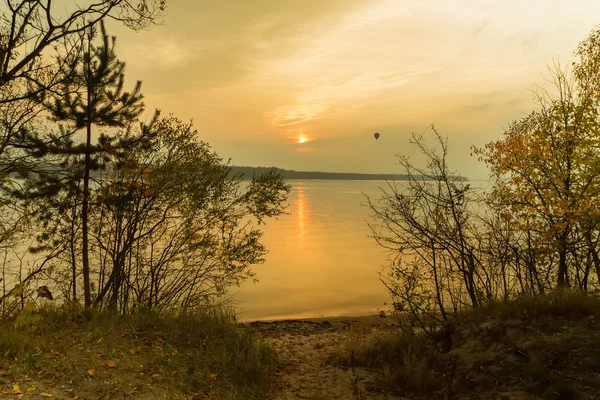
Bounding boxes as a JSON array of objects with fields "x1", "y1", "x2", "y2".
[{"x1": 297, "y1": 184, "x2": 306, "y2": 249}]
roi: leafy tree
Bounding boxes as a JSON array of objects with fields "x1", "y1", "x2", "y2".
[
  {"x1": 90, "y1": 116, "x2": 291, "y2": 312},
  {"x1": 25, "y1": 21, "x2": 145, "y2": 307},
  {"x1": 474, "y1": 49, "x2": 600, "y2": 287},
  {"x1": 0, "y1": 0, "x2": 165, "y2": 309}
]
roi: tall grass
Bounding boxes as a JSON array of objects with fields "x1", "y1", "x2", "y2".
[
  {"x1": 0, "y1": 306, "x2": 275, "y2": 399},
  {"x1": 333, "y1": 321, "x2": 442, "y2": 395}
]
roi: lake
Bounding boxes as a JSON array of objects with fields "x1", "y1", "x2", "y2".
[{"x1": 232, "y1": 180, "x2": 394, "y2": 322}]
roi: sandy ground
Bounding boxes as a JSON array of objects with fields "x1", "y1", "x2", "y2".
[
  {"x1": 243, "y1": 313, "x2": 600, "y2": 400},
  {"x1": 241, "y1": 316, "x2": 404, "y2": 400}
]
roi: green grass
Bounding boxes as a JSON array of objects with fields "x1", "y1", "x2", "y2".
[{"x1": 0, "y1": 306, "x2": 275, "y2": 399}]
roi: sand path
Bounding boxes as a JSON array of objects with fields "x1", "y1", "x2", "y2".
[{"x1": 242, "y1": 317, "x2": 404, "y2": 400}]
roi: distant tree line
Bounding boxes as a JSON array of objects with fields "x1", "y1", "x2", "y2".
[
  {"x1": 0, "y1": 1, "x2": 290, "y2": 316},
  {"x1": 230, "y1": 166, "x2": 467, "y2": 181}
]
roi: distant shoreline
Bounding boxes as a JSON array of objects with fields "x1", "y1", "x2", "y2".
[
  {"x1": 9, "y1": 164, "x2": 470, "y2": 182},
  {"x1": 231, "y1": 166, "x2": 469, "y2": 181}
]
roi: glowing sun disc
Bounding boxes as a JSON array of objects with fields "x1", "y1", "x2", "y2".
[{"x1": 299, "y1": 137, "x2": 306, "y2": 144}]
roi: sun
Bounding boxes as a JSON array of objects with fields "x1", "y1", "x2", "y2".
[{"x1": 298, "y1": 137, "x2": 306, "y2": 144}]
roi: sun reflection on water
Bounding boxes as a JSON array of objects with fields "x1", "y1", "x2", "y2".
[{"x1": 297, "y1": 183, "x2": 306, "y2": 249}]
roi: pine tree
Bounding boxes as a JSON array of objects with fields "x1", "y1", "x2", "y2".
[{"x1": 35, "y1": 22, "x2": 144, "y2": 308}]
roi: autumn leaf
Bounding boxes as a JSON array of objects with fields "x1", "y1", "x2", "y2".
[
  {"x1": 87, "y1": 369, "x2": 95, "y2": 376},
  {"x1": 40, "y1": 393, "x2": 53, "y2": 398},
  {"x1": 107, "y1": 361, "x2": 116, "y2": 368},
  {"x1": 12, "y1": 384, "x2": 22, "y2": 394},
  {"x1": 26, "y1": 386, "x2": 36, "y2": 392},
  {"x1": 9, "y1": 284, "x2": 23, "y2": 297}
]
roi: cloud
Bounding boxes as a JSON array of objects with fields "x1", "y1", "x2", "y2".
[
  {"x1": 131, "y1": 39, "x2": 192, "y2": 68},
  {"x1": 107, "y1": 0, "x2": 600, "y2": 176},
  {"x1": 112, "y1": 0, "x2": 375, "y2": 91}
]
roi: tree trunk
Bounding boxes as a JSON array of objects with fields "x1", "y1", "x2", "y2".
[
  {"x1": 82, "y1": 119, "x2": 92, "y2": 307},
  {"x1": 585, "y1": 231, "x2": 600, "y2": 290},
  {"x1": 70, "y1": 201, "x2": 78, "y2": 303},
  {"x1": 557, "y1": 234, "x2": 569, "y2": 287},
  {"x1": 431, "y1": 239, "x2": 447, "y2": 321},
  {"x1": 110, "y1": 252, "x2": 124, "y2": 310},
  {"x1": 82, "y1": 30, "x2": 93, "y2": 308}
]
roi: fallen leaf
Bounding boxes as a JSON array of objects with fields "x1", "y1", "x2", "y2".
[
  {"x1": 129, "y1": 347, "x2": 137, "y2": 355},
  {"x1": 87, "y1": 369, "x2": 95, "y2": 376},
  {"x1": 107, "y1": 361, "x2": 116, "y2": 368},
  {"x1": 151, "y1": 374, "x2": 160, "y2": 379},
  {"x1": 12, "y1": 384, "x2": 22, "y2": 394},
  {"x1": 41, "y1": 393, "x2": 53, "y2": 398},
  {"x1": 26, "y1": 386, "x2": 36, "y2": 392}
]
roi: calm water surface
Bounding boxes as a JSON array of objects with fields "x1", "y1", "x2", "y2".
[{"x1": 232, "y1": 180, "x2": 393, "y2": 321}]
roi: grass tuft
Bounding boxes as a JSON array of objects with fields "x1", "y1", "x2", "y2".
[{"x1": 334, "y1": 323, "x2": 441, "y2": 395}]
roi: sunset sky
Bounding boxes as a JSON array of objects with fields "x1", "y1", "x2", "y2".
[{"x1": 109, "y1": 0, "x2": 600, "y2": 180}]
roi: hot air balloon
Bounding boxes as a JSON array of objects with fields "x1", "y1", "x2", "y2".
[{"x1": 374, "y1": 132, "x2": 380, "y2": 140}]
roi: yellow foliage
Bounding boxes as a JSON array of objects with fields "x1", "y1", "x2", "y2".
[{"x1": 9, "y1": 284, "x2": 23, "y2": 297}]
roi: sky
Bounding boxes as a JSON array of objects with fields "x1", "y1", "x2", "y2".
[{"x1": 107, "y1": 0, "x2": 600, "y2": 180}]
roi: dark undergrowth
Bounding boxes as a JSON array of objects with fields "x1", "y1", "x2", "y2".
[{"x1": 335, "y1": 290, "x2": 600, "y2": 399}]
